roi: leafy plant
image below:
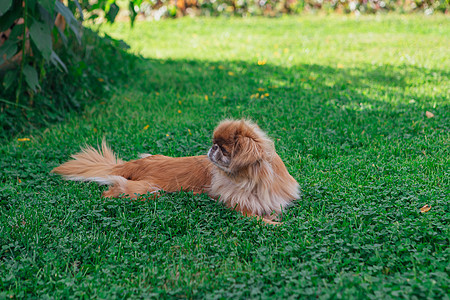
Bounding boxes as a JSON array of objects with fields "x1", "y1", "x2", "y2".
[
  {"x1": 73, "y1": 0, "x2": 143, "y2": 24},
  {"x1": 0, "y1": 0, "x2": 143, "y2": 106},
  {"x1": 0, "y1": 0, "x2": 80, "y2": 103},
  {"x1": 131, "y1": 0, "x2": 449, "y2": 18},
  {"x1": 0, "y1": 0, "x2": 148, "y2": 140},
  {"x1": 0, "y1": 26, "x2": 141, "y2": 139}
]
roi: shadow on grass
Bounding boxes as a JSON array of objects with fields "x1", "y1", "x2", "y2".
[
  {"x1": 124, "y1": 56, "x2": 449, "y2": 159},
  {"x1": 2, "y1": 26, "x2": 448, "y2": 144}
]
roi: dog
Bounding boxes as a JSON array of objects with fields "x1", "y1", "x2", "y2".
[{"x1": 51, "y1": 119, "x2": 299, "y2": 224}]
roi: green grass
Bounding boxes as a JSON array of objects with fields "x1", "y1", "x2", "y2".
[{"x1": 1, "y1": 15, "x2": 449, "y2": 298}]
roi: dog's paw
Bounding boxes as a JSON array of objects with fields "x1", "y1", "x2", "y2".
[{"x1": 262, "y1": 218, "x2": 282, "y2": 226}]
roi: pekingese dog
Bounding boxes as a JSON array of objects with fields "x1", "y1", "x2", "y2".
[{"x1": 52, "y1": 119, "x2": 299, "y2": 224}]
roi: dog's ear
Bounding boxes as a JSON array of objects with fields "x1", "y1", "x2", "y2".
[{"x1": 231, "y1": 135, "x2": 264, "y2": 169}]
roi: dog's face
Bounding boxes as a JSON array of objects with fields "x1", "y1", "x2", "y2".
[
  {"x1": 207, "y1": 136, "x2": 233, "y2": 171},
  {"x1": 208, "y1": 120, "x2": 274, "y2": 174}
]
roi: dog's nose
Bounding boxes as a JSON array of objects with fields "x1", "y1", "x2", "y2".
[{"x1": 212, "y1": 144, "x2": 218, "y2": 151}]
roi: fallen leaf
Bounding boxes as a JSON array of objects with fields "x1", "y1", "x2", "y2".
[
  {"x1": 426, "y1": 111, "x2": 434, "y2": 118},
  {"x1": 17, "y1": 138, "x2": 30, "y2": 142},
  {"x1": 143, "y1": 125, "x2": 149, "y2": 130},
  {"x1": 420, "y1": 205, "x2": 431, "y2": 213}
]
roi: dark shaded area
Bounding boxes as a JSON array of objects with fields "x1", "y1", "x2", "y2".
[{"x1": 0, "y1": 29, "x2": 139, "y2": 140}]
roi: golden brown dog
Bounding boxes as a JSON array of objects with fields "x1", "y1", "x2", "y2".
[{"x1": 52, "y1": 119, "x2": 299, "y2": 224}]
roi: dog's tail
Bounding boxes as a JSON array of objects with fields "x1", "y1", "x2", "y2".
[{"x1": 51, "y1": 140, "x2": 125, "y2": 185}]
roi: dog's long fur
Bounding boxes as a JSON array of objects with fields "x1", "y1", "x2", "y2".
[{"x1": 52, "y1": 120, "x2": 299, "y2": 223}]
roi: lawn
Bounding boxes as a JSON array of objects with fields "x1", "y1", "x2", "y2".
[{"x1": 1, "y1": 15, "x2": 449, "y2": 298}]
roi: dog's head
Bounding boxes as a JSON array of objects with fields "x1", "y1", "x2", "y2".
[{"x1": 207, "y1": 119, "x2": 275, "y2": 174}]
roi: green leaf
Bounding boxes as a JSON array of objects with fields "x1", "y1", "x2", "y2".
[
  {"x1": 23, "y1": 65, "x2": 40, "y2": 92},
  {"x1": 0, "y1": 0, "x2": 12, "y2": 16},
  {"x1": 106, "y1": 3, "x2": 119, "y2": 23},
  {"x1": 129, "y1": 1, "x2": 137, "y2": 27},
  {"x1": 55, "y1": 1, "x2": 81, "y2": 44},
  {"x1": 0, "y1": 2, "x2": 22, "y2": 31},
  {"x1": 37, "y1": 2, "x2": 54, "y2": 26},
  {"x1": 50, "y1": 51, "x2": 67, "y2": 72},
  {"x1": 38, "y1": 0, "x2": 55, "y2": 16},
  {"x1": 29, "y1": 20, "x2": 52, "y2": 60},
  {"x1": 0, "y1": 39, "x2": 18, "y2": 65},
  {"x1": 27, "y1": 0, "x2": 37, "y2": 13},
  {"x1": 2, "y1": 70, "x2": 16, "y2": 91},
  {"x1": 8, "y1": 23, "x2": 24, "y2": 40}
]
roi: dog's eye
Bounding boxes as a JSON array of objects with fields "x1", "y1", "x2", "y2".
[{"x1": 220, "y1": 146, "x2": 228, "y2": 155}]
